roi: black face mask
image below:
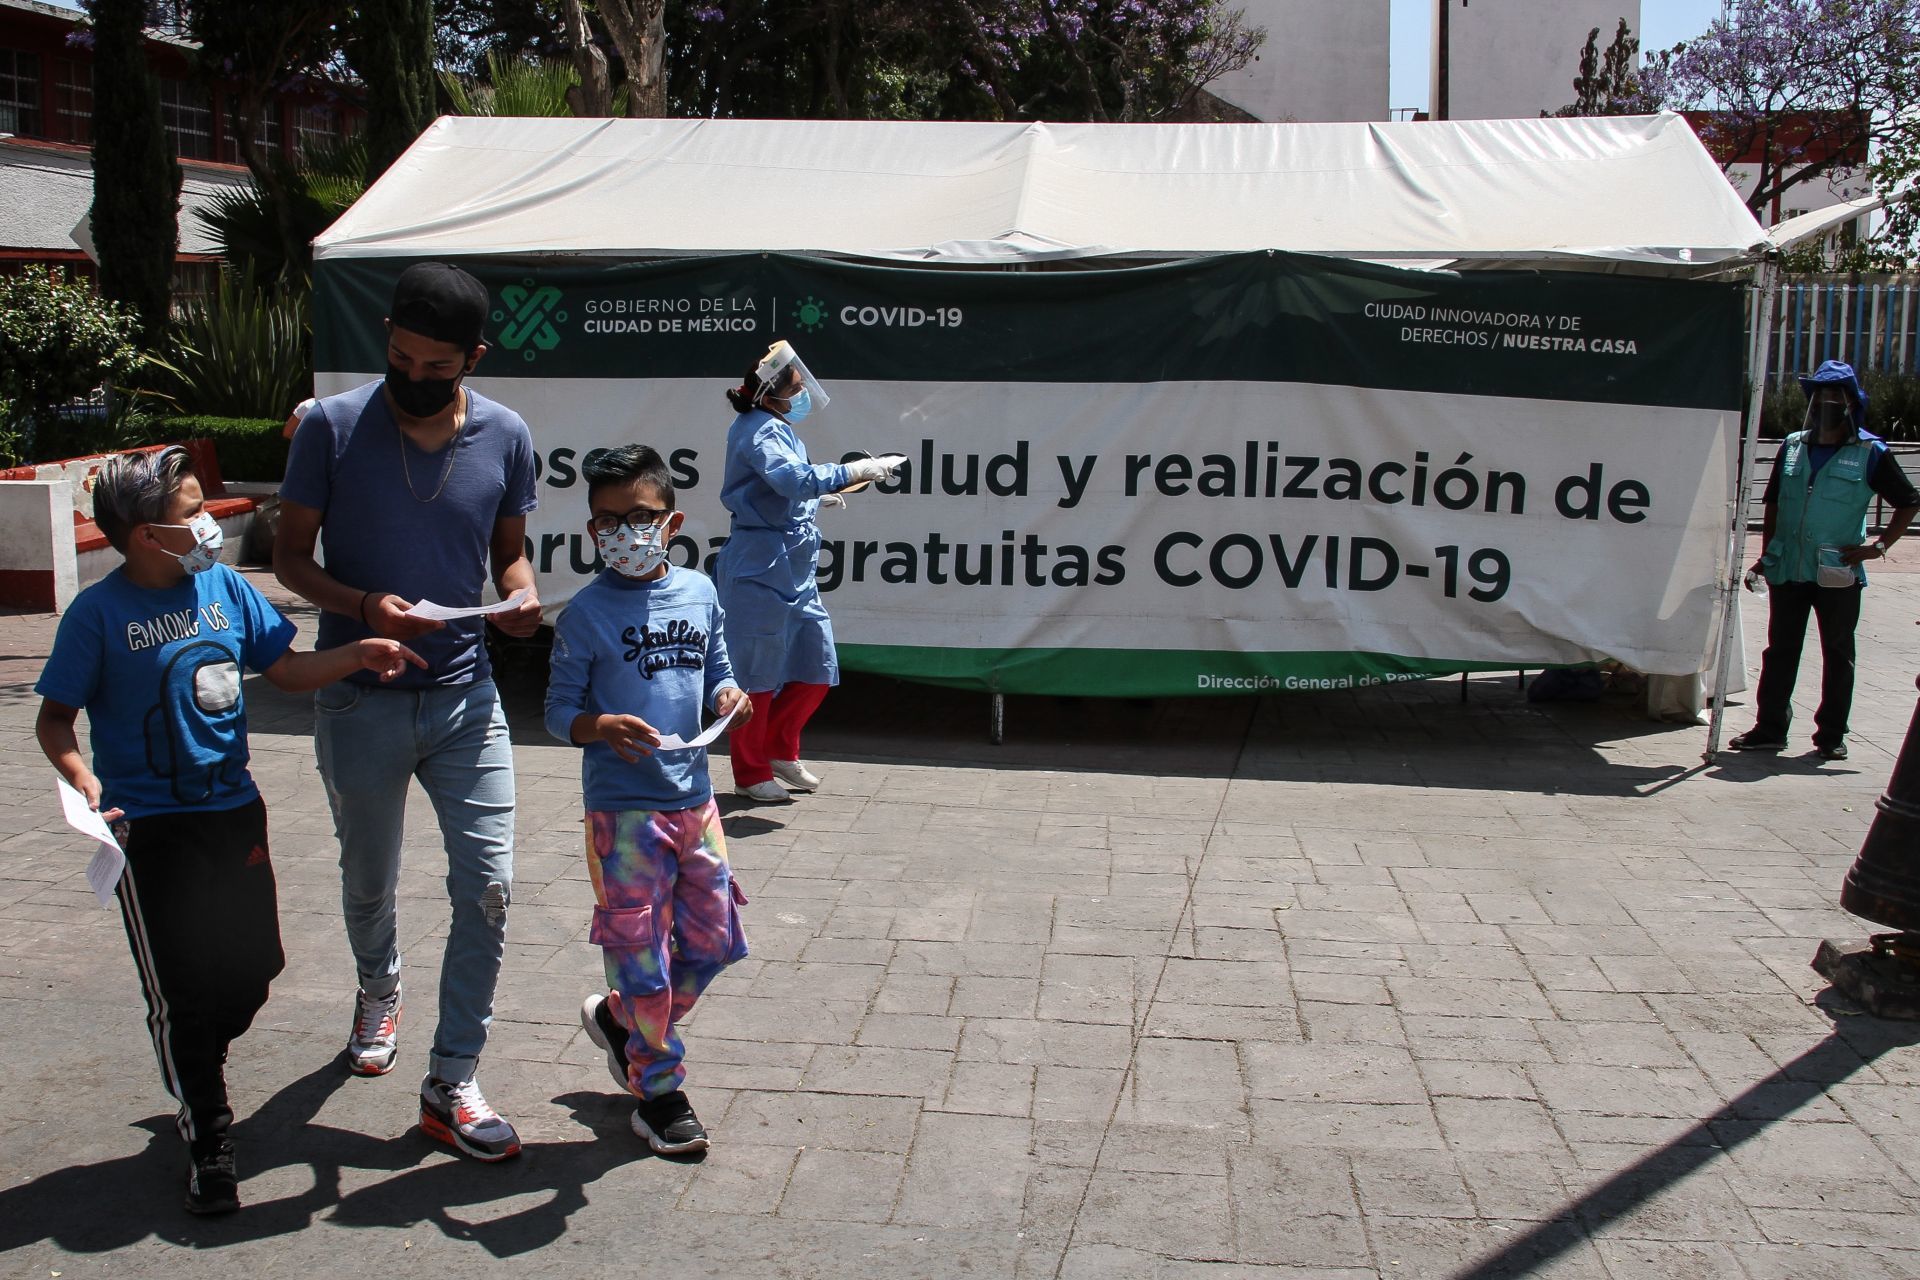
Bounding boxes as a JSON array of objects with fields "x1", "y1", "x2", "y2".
[{"x1": 385, "y1": 363, "x2": 463, "y2": 418}]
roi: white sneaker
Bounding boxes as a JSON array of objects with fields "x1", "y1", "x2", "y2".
[
  {"x1": 770, "y1": 759, "x2": 822, "y2": 791},
  {"x1": 347, "y1": 985, "x2": 402, "y2": 1076},
  {"x1": 419, "y1": 1075, "x2": 522, "y2": 1161},
  {"x1": 735, "y1": 780, "x2": 793, "y2": 803}
]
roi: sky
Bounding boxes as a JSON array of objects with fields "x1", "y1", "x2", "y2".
[{"x1": 1388, "y1": 0, "x2": 1726, "y2": 113}]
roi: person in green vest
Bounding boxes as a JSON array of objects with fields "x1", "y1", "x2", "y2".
[{"x1": 1734, "y1": 361, "x2": 1920, "y2": 761}]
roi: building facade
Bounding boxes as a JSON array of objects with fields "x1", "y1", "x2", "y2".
[
  {"x1": 1208, "y1": 0, "x2": 1391, "y2": 123},
  {"x1": 1430, "y1": 0, "x2": 1641, "y2": 121},
  {"x1": 0, "y1": 0, "x2": 361, "y2": 284}
]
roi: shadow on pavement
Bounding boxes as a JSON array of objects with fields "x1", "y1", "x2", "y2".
[
  {"x1": 1449, "y1": 1009, "x2": 1920, "y2": 1279},
  {"x1": 0, "y1": 1060, "x2": 657, "y2": 1259},
  {"x1": 244, "y1": 648, "x2": 1723, "y2": 797}
]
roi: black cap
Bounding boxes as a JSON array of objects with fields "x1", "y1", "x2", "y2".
[{"x1": 390, "y1": 263, "x2": 489, "y2": 350}]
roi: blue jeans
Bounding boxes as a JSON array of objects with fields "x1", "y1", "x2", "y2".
[{"x1": 313, "y1": 678, "x2": 514, "y2": 1084}]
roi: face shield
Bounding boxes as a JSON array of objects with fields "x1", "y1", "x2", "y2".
[
  {"x1": 755, "y1": 340, "x2": 831, "y2": 419},
  {"x1": 1804, "y1": 389, "x2": 1854, "y2": 436}
]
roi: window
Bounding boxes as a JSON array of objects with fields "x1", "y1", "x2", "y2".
[
  {"x1": 294, "y1": 102, "x2": 338, "y2": 156},
  {"x1": 159, "y1": 78, "x2": 212, "y2": 159},
  {"x1": 223, "y1": 98, "x2": 281, "y2": 160},
  {"x1": 52, "y1": 59, "x2": 90, "y2": 145},
  {"x1": 0, "y1": 49, "x2": 42, "y2": 137}
]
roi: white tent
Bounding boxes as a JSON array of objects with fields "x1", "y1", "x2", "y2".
[
  {"x1": 313, "y1": 113, "x2": 1774, "y2": 742},
  {"x1": 316, "y1": 112, "x2": 1767, "y2": 270}
]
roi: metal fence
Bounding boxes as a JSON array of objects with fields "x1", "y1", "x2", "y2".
[
  {"x1": 1742, "y1": 439, "x2": 1920, "y2": 530},
  {"x1": 1754, "y1": 275, "x2": 1920, "y2": 385}
]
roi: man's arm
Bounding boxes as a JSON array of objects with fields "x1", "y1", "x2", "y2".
[
  {"x1": 274, "y1": 499, "x2": 443, "y2": 641},
  {"x1": 1843, "y1": 447, "x2": 1920, "y2": 565},
  {"x1": 487, "y1": 514, "x2": 542, "y2": 638}
]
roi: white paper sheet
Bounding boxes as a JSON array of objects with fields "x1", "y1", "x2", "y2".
[
  {"x1": 404, "y1": 587, "x2": 530, "y2": 622},
  {"x1": 654, "y1": 705, "x2": 739, "y2": 751},
  {"x1": 57, "y1": 778, "x2": 124, "y2": 907}
]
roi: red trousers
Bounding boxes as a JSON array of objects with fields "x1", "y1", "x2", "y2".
[{"x1": 728, "y1": 682, "x2": 830, "y2": 785}]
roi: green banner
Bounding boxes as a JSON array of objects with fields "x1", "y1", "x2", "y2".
[
  {"x1": 313, "y1": 249, "x2": 1745, "y2": 696},
  {"x1": 316, "y1": 251, "x2": 1744, "y2": 411}
]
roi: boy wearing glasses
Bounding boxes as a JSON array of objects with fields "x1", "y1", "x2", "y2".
[{"x1": 545, "y1": 444, "x2": 753, "y2": 1153}]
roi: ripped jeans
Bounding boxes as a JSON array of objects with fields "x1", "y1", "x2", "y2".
[
  {"x1": 314, "y1": 678, "x2": 515, "y2": 1085},
  {"x1": 586, "y1": 802, "x2": 748, "y2": 1099}
]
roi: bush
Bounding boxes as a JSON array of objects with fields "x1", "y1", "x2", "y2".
[
  {"x1": 1756, "y1": 370, "x2": 1920, "y2": 442},
  {"x1": 146, "y1": 415, "x2": 288, "y2": 483},
  {"x1": 0, "y1": 266, "x2": 145, "y2": 464},
  {"x1": 158, "y1": 268, "x2": 310, "y2": 420}
]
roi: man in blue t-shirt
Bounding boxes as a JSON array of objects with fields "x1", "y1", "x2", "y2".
[
  {"x1": 36, "y1": 445, "x2": 424, "y2": 1214},
  {"x1": 275, "y1": 263, "x2": 541, "y2": 1161}
]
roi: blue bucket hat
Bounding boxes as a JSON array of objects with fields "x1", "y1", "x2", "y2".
[{"x1": 1796, "y1": 359, "x2": 1868, "y2": 433}]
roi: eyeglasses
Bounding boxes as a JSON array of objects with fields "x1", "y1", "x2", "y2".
[{"x1": 589, "y1": 507, "x2": 671, "y2": 537}]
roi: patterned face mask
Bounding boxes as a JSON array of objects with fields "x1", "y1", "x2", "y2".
[
  {"x1": 153, "y1": 511, "x2": 223, "y2": 574},
  {"x1": 594, "y1": 520, "x2": 671, "y2": 578}
]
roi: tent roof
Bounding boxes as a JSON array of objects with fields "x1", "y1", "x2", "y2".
[
  {"x1": 1766, "y1": 195, "x2": 1884, "y2": 251},
  {"x1": 315, "y1": 112, "x2": 1767, "y2": 270}
]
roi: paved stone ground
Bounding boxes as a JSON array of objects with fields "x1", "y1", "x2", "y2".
[{"x1": 3, "y1": 563, "x2": 1919, "y2": 1279}]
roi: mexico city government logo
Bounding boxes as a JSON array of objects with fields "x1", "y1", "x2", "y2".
[{"x1": 493, "y1": 279, "x2": 568, "y2": 362}]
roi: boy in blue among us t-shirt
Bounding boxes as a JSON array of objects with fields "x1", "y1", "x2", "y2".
[
  {"x1": 544, "y1": 444, "x2": 752, "y2": 1155},
  {"x1": 34, "y1": 447, "x2": 425, "y2": 1216}
]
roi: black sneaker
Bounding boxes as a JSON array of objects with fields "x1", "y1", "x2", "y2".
[
  {"x1": 1817, "y1": 741, "x2": 1850, "y2": 761},
  {"x1": 632, "y1": 1090, "x2": 709, "y2": 1154},
  {"x1": 184, "y1": 1138, "x2": 239, "y2": 1215},
  {"x1": 1730, "y1": 729, "x2": 1787, "y2": 752},
  {"x1": 580, "y1": 993, "x2": 630, "y2": 1091}
]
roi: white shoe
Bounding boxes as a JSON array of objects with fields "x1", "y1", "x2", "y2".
[
  {"x1": 347, "y1": 985, "x2": 401, "y2": 1076},
  {"x1": 735, "y1": 780, "x2": 793, "y2": 803},
  {"x1": 770, "y1": 759, "x2": 822, "y2": 791}
]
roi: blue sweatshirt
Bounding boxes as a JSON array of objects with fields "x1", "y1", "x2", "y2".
[{"x1": 545, "y1": 566, "x2": 741, "y2": 811}]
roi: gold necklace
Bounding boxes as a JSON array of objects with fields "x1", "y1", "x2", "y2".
[{"x1": 399, "y1": 398, "x2": 465, "y2": 503}]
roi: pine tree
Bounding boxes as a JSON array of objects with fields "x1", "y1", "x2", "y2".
[
  {"x1": 86, "y1": 0, "x2": 182, "y2": 344},
  {"x1": 351, "y1": 0, "x2": 437, "y2": 181}
]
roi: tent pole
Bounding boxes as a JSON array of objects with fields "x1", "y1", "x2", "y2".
[{"x1": 1705, "y1": 257, "x2": 1780, "y2": 765}]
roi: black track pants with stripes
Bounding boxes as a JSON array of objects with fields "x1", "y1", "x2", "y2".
[{"x1": 114, "y1": 797, "x2": 284, "y2": 1155}]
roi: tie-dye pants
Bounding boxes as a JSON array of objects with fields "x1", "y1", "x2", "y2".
[{"x1": 585, "y1": 801, "x2": 749, "y2": 1099}]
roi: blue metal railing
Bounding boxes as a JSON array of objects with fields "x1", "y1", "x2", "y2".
[{"x1": 1754, "y1": 276, "x2": 1920, "y2": 386}]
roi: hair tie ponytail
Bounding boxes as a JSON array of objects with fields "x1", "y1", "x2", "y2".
[{"x1": 724, "y1": 366, "x2": 766, "y2": 413}]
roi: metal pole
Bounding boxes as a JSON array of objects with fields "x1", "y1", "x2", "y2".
[
  {"x1": 1706, "y1": 258, "x2": 1780, "y2": 763},
  {"x1": 989, "y1": 691, "x2": 1004, "y2": 745}
]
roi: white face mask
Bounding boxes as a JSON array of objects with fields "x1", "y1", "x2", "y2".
[
  {"x1": 152, "y1": 511, "x2": 223, "y2": 574},
  {"x1": 594, "y1": 521, "x2": 671, "y2": 579}
]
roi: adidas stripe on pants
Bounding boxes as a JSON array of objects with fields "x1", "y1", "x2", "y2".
[{"x1": 114, "y1": 796, "x2": 284, "y2": 1155}]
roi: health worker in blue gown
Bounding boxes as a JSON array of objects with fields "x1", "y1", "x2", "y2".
[{"x1": 713, "y1": 341, "x2": 903, "y2": 804}]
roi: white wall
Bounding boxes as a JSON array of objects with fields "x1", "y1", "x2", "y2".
[
  {"x1": 1431, "y1": 0, "x2": 1642, "y2": 121},
  {"x1": 1725, "y1": 163, "x2": 1872, "y2": 226},
  {"x1": 1210, "y1": 0, "x2": 1391, "y2": 123}
]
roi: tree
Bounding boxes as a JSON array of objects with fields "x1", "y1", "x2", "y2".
[
  {"x1": 1548, "y1": 18, "x2": 1658, "y2": 117},
  {"x1": 435, "y1": 0, "x2": 571, "y2": 76},
  {"x1": 1653, "y1": 0, "x2": 1920, "y2": 249},
  {"x1": 85, "y1": 0, "x2": 183, "y2": 344},
  {"x1": 0, "y1": 267, "x2": 145, "y2": 463},
  {"x1": 598, "y1": 0, "x2": 669, "y2": 116},
  {"x1": 184, "y1": 1, "x2": 351, "y2": 281},
  {"x1": 348, "y1": 0, "x2": 437, "y2": 181},
  {"x1": 440, "y1": 50, "x2": 629, "y2": 117},
  {"x1": 662, "y1": 0, "x2": 1264, "y2": 122}
]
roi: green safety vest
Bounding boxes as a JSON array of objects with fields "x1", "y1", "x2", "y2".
[{"x1": 1763, "y1": 428, "x2": 1878, "y2": 586}]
